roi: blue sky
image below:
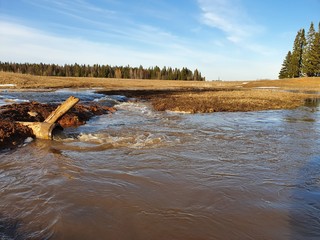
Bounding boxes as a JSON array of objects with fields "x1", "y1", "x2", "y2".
[{"x1": 0, "y1": 0, "x2": 319, "y2": 80}]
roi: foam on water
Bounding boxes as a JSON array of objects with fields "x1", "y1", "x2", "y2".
[
  {"x1": 76, "y1": 131, "x2": 169, "y2": 149},
  {"x1": 58, "y1": 101, "x2": 183, "y2": 150}
]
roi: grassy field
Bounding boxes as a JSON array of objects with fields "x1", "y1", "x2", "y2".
[
  {"x1": 1, "y1": 72, "x2": 319, "y2": 112},
  {"x1": 0, "y1": 72, "x2": 239, "y2": 90},
  {"x1": 243, "y1": 77, "x2": 320, "y2": 91}
]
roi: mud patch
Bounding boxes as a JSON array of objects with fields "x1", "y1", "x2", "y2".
[{"x1": 0, "y1": 102, "x2": 116, "y2": 150}]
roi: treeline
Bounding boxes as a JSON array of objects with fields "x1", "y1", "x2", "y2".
[
  {"x1": 279, "y1": 22, "x2": 320, "y2": 79},
  {"x1": 0, "y1": 62, "x2": 205, "y2": 81}
]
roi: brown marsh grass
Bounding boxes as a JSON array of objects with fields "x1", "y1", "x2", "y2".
[
  {"x1": 243, "y1": 77, "x2": 320, "y2": 91},
  {"x1": 0, "y1": 72, "x2": 238, "y2": 90},
  {"x1": 1, "y1": 72, "x2": 319, "y2": 112},
  {"x1": 150, "y1": 89, "x2": 312, "y2": 113}
]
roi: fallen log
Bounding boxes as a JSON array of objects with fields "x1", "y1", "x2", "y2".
[{"x1": 18, "y1": 96, "x2": 79, "y2": 139}]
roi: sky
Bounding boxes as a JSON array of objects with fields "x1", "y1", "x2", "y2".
[{"x1": 0, "y1": 0, "x2": 319, "y2": 80}]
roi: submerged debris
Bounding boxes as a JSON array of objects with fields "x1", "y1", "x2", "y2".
[{"x1": 0, "y1": 101, "x2": 116, "y2": 150}]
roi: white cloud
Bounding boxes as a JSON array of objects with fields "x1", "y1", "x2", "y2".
[
  {"x1": 197, "y1": 0, "x2": 256, "y2": 42},
  {"x1": 0, "y1": 21, "x2": 192, "y2": 69},
  {"x1": 0, "y1": 19, "x2": 280, "y2": 81},
  {"x1": 197, "y1": 0, "x2": 269, "y2": 47},
  {"x1": 197, "y1": 0, "x2": 277, "y2": 58}
]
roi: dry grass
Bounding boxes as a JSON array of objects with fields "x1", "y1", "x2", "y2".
[
  {"x1": 1, "y1": 72, "x2": 319, "y2": 112},
  {"x1": 150, "y1": 89, "x2": 312, "y2": 113},
  {"x1": 242, "y1": 77, "x2": 320, "y2": 91},
  {"x1": 0, "y1": 72, "x2": 238, "y2": 90}
]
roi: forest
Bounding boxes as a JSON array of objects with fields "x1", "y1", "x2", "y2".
[
  {"x1": 279, "y1": 22, "x2": 320, "y2": 79},
  {"x1": 0, "y1": 62, "x2": 205, "y2": 81}
]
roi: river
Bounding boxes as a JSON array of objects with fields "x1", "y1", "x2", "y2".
[{"x1": 0, "y1": 89, "x2": 320, "y2": 239}]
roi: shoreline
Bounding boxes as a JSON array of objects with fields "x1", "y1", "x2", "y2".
[
  {"x1": 97, "y1": 88, "x2": 318, "y2": 113},
  {"x1": 0, "y1": 72, "x2": 319, "y2": 150}
]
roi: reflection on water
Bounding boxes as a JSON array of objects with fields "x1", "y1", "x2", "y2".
[{"x1": 0, "y1": 90, "x2": 320, "y2": 239}]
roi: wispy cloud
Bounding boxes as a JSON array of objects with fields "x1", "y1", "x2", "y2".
[
  {"x1": 26, "y1": 0, "x2": 116, "y2": 16},
  {"x1": 197, "y1": 0, "x2": 260, "y2": 43},
  {"x1": 21, "y1": 0, "x2": 183, "y2": 51},
  {"x1": 0, "y1": 21, "x2": 190, "y2": 68},
  {"x1": 196, "y1": 0, "x2": 276, "y2": 57}
]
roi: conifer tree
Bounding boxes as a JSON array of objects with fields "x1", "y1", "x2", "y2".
[
  {"x1": 0, "y1": 62, "x2": 205, "y2": 81},
  {"x1": 302, "y1": 22, "x2": 320, "y2": 76},
  {"x1": 279, "y1": 51, "x2": 292, "y2": 79},
  {"x1": 290, "y1": 29, "x2": 306, "y2": 77},
  {"x1": 314, "y1": 22, "x2": 320, "y2": 76}
]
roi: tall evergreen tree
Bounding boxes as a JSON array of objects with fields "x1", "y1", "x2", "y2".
[
  {"x1": 290, "y1": 29, "x2": 306, "y2": 77},
  {"x1": 314, "y1": 22, "x2": 320, "y2": 76},
  {"x1": 279, "y1": 51, "x2": 292, "y2": 79},
  {"x1": 302, "y1": 22, "x2": 320, "y2": 76}
]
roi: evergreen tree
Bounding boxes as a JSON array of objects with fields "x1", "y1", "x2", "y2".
[
  {"x1": 0, "y1": 61, "x2": 205, "y2": 81},
  {"x1": 302, "y1": 22, "x2": 320, "y2": 76},
  {"x1": 279, "y1": 51, "x2": 292, "y2": 79},
  {"x1": 315, "y1": 22, "x2": 320, "y2": 77},
  {"x1": 290, "y1": 29, "x2": 305, "y2": 77},
  {"x1": 314, "y1": 22, "x2": 320, "y2": 76}
]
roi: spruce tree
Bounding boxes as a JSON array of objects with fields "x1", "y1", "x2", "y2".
[
  {"x1": 290, "y1": 29, "x2": 306, "y2": 77},
  {"x1": 302, "y1": 22, "x2": 320, "y2": 76},
  {"x1": 314, "y1": 22, "x2": 320, "y2": 76},
  {"x1": 279, "y1": 51, "x2": 292, "y2": 79}
]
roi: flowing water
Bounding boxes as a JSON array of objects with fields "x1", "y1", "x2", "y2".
[{"x1": 0, "y1": 90, "x2": 320, "y2": 240}]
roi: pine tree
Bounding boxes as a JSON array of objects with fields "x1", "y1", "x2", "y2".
[
  {"x1": 279, "y1": 51, "x2": 292, "y2": 79},
  {"x1": 290, "y1": 29, "x2": 306, "y2": 77},
  {"x1": 314, "y1": 22, "x2": 320, "y2": 76},
  {"x1": 302, "y1": 22, "x2": 320, "y2": 76}
]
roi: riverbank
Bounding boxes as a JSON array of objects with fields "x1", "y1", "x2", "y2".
[
  {"x1": 97, "y1": 88, "x2": 315, "y2": 113},
  {"x1": 0, "y1": 101, "x2": 115, "y2": 150},
  {"x1": 1, "y1": 72, "x2": 319, "y2": 112},
  {"x1": 0, "y1": 72, "x2": 319, "y2": 149},
  {"x1": 1, "y1": 71, "x2": 320, "y2": 91}
]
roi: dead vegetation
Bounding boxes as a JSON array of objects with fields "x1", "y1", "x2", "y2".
[
  {"x1": 242, "y1": 77, "x2": 320, "y2": 91},
  {"x1": 0, "y1": 72, "x2": 239, "y2": 90},
  {"x1": 150, "y1": 90, "x2": 312, "y2": 113},
  {"x1": 1, "y1": 71, "x2": 319, "y2": 113},
  {"x1": 100, "y1": 89, "x2": 313, "y2": 113}
]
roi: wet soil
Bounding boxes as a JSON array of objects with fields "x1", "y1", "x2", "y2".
[{"x1": 0, "y1": 102, "x2": 116, "y2": 150}]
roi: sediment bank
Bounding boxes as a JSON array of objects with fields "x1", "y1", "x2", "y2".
[
  {"x1": 0, "y1": 101, "x2": 115, "y2": 150},
  {"x1": 97, "y1": 88, "x2": 315, "y2": 113}
]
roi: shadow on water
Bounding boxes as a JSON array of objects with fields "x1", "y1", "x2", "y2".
[
  {"x1": 0, "y1": 215, "x2": 34, "y2": 240},
  {"x1": 286, "y1": 104, "x2": 320, "y2": 239},
  {"x1": 0, "y1": 215, "x2": 21, "y2": 240},
  {"x1": 289, "y1": 156, "x2": 320, "y2": 239},
  {"x1": 0, "y1": 215, "x2": 52, "y2": 240}
]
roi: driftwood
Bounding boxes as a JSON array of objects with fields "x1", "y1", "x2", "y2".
[{"x1": 18, "y1": 96, "x2": 80, "y2": 139}]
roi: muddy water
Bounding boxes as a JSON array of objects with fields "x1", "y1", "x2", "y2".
[{"x1": 0, "y1": 90, "x2": 320, "y2": 239}]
